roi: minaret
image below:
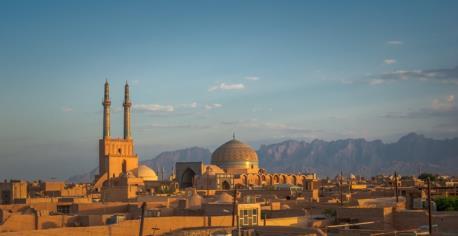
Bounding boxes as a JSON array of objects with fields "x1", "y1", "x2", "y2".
[
  {"x1": 123, "y1": 81, "x2": 132, "y2": 140},
  {"x1": 102, "y1": 80, "x2": 111, "y2": 138}
]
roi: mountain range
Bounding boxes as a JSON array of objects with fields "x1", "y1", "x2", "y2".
[{"x1": 68, "y1": 133, "x2": 458, "y2": 183}]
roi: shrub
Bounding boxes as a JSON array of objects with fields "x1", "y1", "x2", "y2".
[{"x1": 435, "y1": 197, "x2": 458, "y2": 211}]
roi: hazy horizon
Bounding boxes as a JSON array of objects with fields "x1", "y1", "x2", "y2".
[{"x1": 1, "y1": 1, "x2": 457, "y2": 180}]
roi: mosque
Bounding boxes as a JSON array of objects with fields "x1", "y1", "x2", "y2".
[
  {"x1": 175, "y1": 137, "x2": 317, "y2": 192},
  {"x1": 93, "y1": 81, "x2": 318, "y2": 201},
  {"x1": 93, "y1": 81, "x2": 160, "y2": 201}
]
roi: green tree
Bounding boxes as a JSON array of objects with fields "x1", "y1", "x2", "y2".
[
  {"x1": 418, "y1": 173, "x2": 436, "y2": 181},
  {"x1": 435, "y1": 197, "x2": 458, "y2": 211}
]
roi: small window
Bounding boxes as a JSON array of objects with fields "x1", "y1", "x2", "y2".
[{"x1": 118, "y1": 148, "x2": 122, "y2": 154}]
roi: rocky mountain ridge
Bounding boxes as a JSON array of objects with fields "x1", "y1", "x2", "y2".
[{"x1": 68, "y1": 133, "x2": 458, "y2": 182}]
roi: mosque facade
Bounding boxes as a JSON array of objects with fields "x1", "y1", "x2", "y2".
[{"x1": 176, "y1": 137, "x2": 318, "y2": 192}]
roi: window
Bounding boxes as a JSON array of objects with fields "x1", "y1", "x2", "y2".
[
  {"x1": 239, "y1": 208, "x2": 258, "y2": 226},
  {"x1": 57, "y1": 205, "x2": 70, "y2": 214},
  {"x1": 252, "y1": 209, "x2": 258, "y2": 224}
]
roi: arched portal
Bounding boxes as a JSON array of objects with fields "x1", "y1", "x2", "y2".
[
  {"x1": 180, "y1": 168, "x2": 195, "y2": 189},
  {"x1": 257, "y1": 175, "x2": 262, "y2": 186},
  {"x1": 122, "y1": 160, "x2": 127, "y2": 174},
  {"x1": 242, "y1": 175, "x2": 248, "y2": 186},
  {"x1": 222, "y1": 181, "x2": 231, "y2": 190},
  {"x1": 299, "y1": 176, "x2": 306, "y2": 186}
]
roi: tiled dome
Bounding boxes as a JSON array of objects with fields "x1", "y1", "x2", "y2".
[{"x1": 211, "y1": 139, "x2": 258, "y2": 170}]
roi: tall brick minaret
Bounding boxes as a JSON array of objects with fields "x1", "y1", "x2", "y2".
[
  {"x1": 123, "y1": 81, "x2": 132, "y2": 140},
  {"x1": 102, "y1": 80, "x2": 111, "y2": 138},
  {"x1": 95, "y1": 80, "x2": 138, "y2": 190}
]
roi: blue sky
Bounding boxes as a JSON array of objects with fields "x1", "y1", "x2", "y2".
[{"x1": 1, "y1": 1, "x2": 457, "y2": 179}]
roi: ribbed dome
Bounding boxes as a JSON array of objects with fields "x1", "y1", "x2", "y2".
[
  {"x1": 211, "y1": 139, "x2": 258, "y2": 171},
  {"x1": 134, "y1": 165, "x2": 158, "y2": 181}
]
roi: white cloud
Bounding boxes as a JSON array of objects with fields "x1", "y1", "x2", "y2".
[
  {"x1": 133, "y1": 104, "x2": 174, "y2": 112},
  {"x1": 245, "y1": 76, "x2": 260, "y2": 81},
  {"x1": 205, "y1": 103, "x2": 223, "y2": 110},
  {"x1": 131, "y1": 80, "x2": 140, "y2": 85},
  {"x1": 179, "y1": 102, "x2": 198, "y2": 109},
  {"x1": 386, "y1": 40, "x2": 403, "y2": 45},
  {"x1": 221, "y1": 120, "x2": 316, "y2": 134},
  {"x1": 432, "y1": 95, "x2": 455, "y2": 111},
  {"x1": 367, "y1": 66, "x2": 458, "y2": 85},
  {"x1": 384, "y1": 59, "x2": 397, "y2": 65},
  {"x1": 383, "y1": 95, "x2": 457, "y2": 119},
  {"x1": 61, "y1": 107, "x2": 73, "y2": 112},
  {"x1": 144, "y1": 123, "x2": 211, "y2": 129},
  {"x1": 369, "y1": 79, "x2": 384, "y2": 85},
  {"x1": 208, "y1": 83, "x2": 245, "y2": 92}
]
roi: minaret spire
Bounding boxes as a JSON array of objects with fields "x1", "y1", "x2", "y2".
[
  {"x1": 102, "y1": 80, "x2": 111, "y2": 138},
  {"x1": 123, "y1": 81, "x2": 132, "y2": 140}
]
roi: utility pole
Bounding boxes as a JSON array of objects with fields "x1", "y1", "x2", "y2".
[
  {"x1": 349, "y1": 174, "x2": 352, "y2": 195},
  {"x1": 394, "y1": 171, "x2": 399, "y2": 203},
  {"x1": 139, "y1": 202, "x2": 146, "y2": 236},
  {"x1": 161, "y1": 167, "x2": 164, "y2": 181},
  {"x1": 232, "y1": 186, "x2": 237, "y2": 227},
  {"x1": 340, "y1": 170, "x2": 343, "y2": 207},
  {"x1": 427, "y1": 178, "x2": 432, "y2": 235}
]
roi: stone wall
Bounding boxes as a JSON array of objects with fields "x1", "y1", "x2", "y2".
[
  {"x1": 393, "y1": 210, "x2": 458, "y2": 233},
  {"x1": 0, "y1": 214, "x2": 36, "y2": 233},
  {"x1": 0, "y1": 216, "x2": 232, "y2": 236}
]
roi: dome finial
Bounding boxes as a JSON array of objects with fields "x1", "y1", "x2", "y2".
[{"x1": 233, "y1": 132, "x2": 235, "y2": 140}]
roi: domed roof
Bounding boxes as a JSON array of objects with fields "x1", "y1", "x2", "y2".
[
  {"x1": 187, "y1": 189, "x2": 203, "y2": 209},
  {"x1": 204, "y1": 165, "x2": 225, "y2": 175},
  {"x1": 215, "y1": 192, "x2": 233, "y2": 204},
  {"x1": 134, "y1": 165, "x2": 158, "y2": 181},
  {"x1": 211, "y1": 139, "x2": 258, "y2": 169}
]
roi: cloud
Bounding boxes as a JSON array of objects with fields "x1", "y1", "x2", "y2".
[
  {"x1": 179, "y1": 102, "x2": 223, "y2": 110},
  {"x1": 384, "y1": 59, "x2": 397, "y2": 65},
  {"x1": 368, "y1": 66, "x2": 458, "y2": 85},
  {"x1": 208, "y1": 83, "x2": 245, "y2": 92},
  {"x1": 432, "y1": 95, "x2": 455, "y2": 111},
  {"x1": 383, "y1": 95, "x2": 457, "y2": 119},
  {"x1": 142, "y1": 123, "x2": 211, "y2": 129},
  {"x1": 369, "y1": 79, "x2": 385, "y2": 85},
  {"x1": 220, "y1": 119, "x2": 315, "y2": 134},
  {"x1": 205, "y1": 103, "x2": 223, "y2": 110},
  {"x1": 61, "y1": 107, "x2": 73, "y2": 112},
  {"x1": 133, "y1": 104, "x2": 174, "y2": 112},
  {"x1": 386, "y1": 40, "x2": 403, "y2": 45},
  {"x1": 245, "y1": 76, "x2": 260, "y2": 81},
  {"x1": 179, "y1": 102, "x2": 198, "y2": 109}
]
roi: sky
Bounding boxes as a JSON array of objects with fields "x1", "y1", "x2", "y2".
[{"x1": 0, "y1": 1, "x2": 457, "y2": 180}]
